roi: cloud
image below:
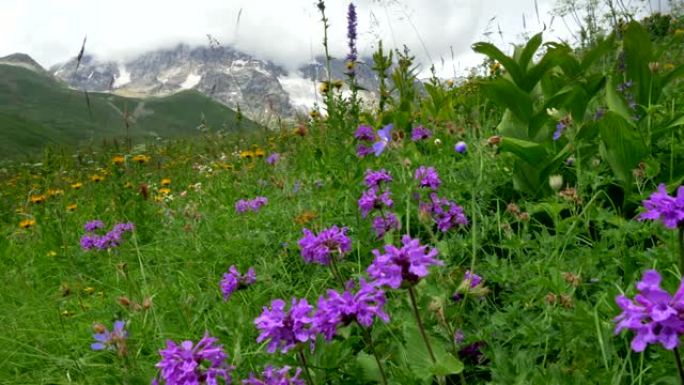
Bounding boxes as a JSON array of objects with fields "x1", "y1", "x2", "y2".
[{"x1": 0, "y1": 0, "x2": 668, "y2": 76}]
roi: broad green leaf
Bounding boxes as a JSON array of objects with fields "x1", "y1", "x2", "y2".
[
  {"x1": 623, "y1": 21, "x2": 653, "y2": 105},
  {"x1": 500, "y1": 137, "x2": 549, "y2": 165},
  {"x1": 472, "y1": 42, "x2": 524, "y2": 86},
  {"x1": 403, "y1": 324, "x2": 433, "y2": 381},
  {"x1": 605, "y1": 76, "x2": 634, "y2": 122},
  {"x1": 580, "y1": 34, "x2": 616, "y2": 71},
  {"x1": 431, "y1": 352, "x2": 464, "y2": 376},
  {"x1": 661, "y1": 64, "x2": 684, "y2": 89},
  {"x1": 497, "y1": 110, "x2": 529, "y2": 139},
  {"x1": 519, "y1": 32, "x2": 543, "y2": 71},
  {"x1": 356, "y1": 351, "x2": 382, "y2": 383},
  {"x1": 479, "y1": 78, "x2": 533, "y2": 123},
  {"x1": 597, "y1": 112, "x2": 648, "y2": 189}
]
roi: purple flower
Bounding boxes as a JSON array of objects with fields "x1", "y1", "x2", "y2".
[
  {"x1": 243, "y1": 366, "x2": 305, "y2": 385},
  {"x1": 411, "y1": 126, "x2": 432, "y2": 141},
  {"x1": 235, "y1": 199, "x2": 251, "y2": 214},
  {"x1": 454, "y1": 329, "x2": 465, "y2": 344},
  {"x1": 637, "y1": 184, "x2": 684, "y2": 229},
  {"x1": 358, "y1": 188, "x2": 393, "y2": 218},
  {"x1": 346, "y1": 3, "x2": 358, "y2": 66},
  {"x1": 220, "y1": 266, "x2": 256, "y2": 301},
  {"x1": 465, "y1": 270, "x2": 482, "y2": 287},
  {"x1": 372, "y1": 124, "x2": 392, "y2": 156},
  {"x1": 356, "y1": 144, "x2": 374, "y2": 158},
  {"x1": 84, "y1": 220, "x2": 105, "y2": 232},
  {"x1": 427, "y1": 193, "x2": 468, "y2": 232},
  {"x1": 313, "y1": 278, "x2": 389, "y2": 340},
  {"x1": 266, "y1": 153, "x2": 281, "y2": 165},
  {"x1": 415, "y1": 166, "x2": 441, "y2": 190},
  {"x1": 371, "y1": 213, "x2": 400, "y2": 238},
  {"x1": 154, "y1": 333, "x2": 234, "y2": 385},
  {"x1": 363, "y1": 169, "x2": 392, "y2": 189},
  {"x1": 236, "y1": 197, "x2": 269, "y2": 214},
  {"x1": 354, "y1": 125, "x2": 375, "y2": 142},
  {"x1": 614, "y1": 269, "x2": 684, "y2": 352},
  {"x1": 454, "y1": 141, "x2": 467, "y2": 154},
  {"x1": 80, "y1": 221, "x2": 134, "y2": 251},
  {"x1": 553, "y1": 121, "x2": 566, "y2": 141},
  {"x1": 254, "y1": 298, "x2": 314, "y2": 354},
  {"x1": 91, "y1": 320, "x2": 127, "y2": 352},
  {"x1": 452, "y1": 270, "x2": 485, "y2": 302},
  {"x1": 298, "y1": 226, "x2": 352, "y2": 265},
  {"x1": 367, "y1": 235, "x2": 443, "y2": 289}
]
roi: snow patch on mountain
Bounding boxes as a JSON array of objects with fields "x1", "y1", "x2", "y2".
[
  {"x1": 278, "y1": 74, "x2": 318, "y2": 111},
  {"x1": 180, "y1": 73, "x2": 201, "y2": 89}
]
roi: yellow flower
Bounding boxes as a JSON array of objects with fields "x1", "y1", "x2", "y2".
[
  {"x1": 254, "y1": 148, "x2": 265, "y2": 158},
  {"x1": 132, "y1": 154, "x2": 151, "y2": 164},
  {"x1": 161, "y1": 178, "x2": 171, "y2": 186},
  {"x1": 90, "y1": 174, "x2": 104, "y2": 183},
  {"x1": 319, "y1": 81, "x2": 330, "y2": 94},
  {"x1": 47, "y1": 188, "x2": 64, "y2": 197},
  {"x1": 47, "y1": 250, "x2": 57, "y2": 257},
  {"x1": 240, "y1": 150, "x2": 255, "y2": 159},
  {"x1": 30, "y1": 195, "x2": 46, "y2": 204},
  {"x1": 71, "y1": 182, "x2": 83, "y2": 190},
  {"x1": 309, "y1": 110, "x2": 320, "y2": 119},
  {"x1": 112, "y1": 155, "x2": 125, "y2": 166},
  {"x1": 159, "y1": 187, "x2": 171, "y2": 195},
  {"x1": 19, "y1": 219, "x2": 36, "y2": 229},
  {"x1": 61, "y1": 310, "x2": 74, "y2": 317},
  {"x1": 83, "y1": 287, "x2": 96, "y2": 295},
  {"x1": 66, "y1": 203, "x2": 77, "y2": 212},
  {"x1": 332, "y1": 80, "x2": 344, "y2": 90}
]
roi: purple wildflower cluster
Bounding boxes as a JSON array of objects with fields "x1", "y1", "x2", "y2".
[
  {"x1": 411, "y1": 125, "x2": 432, "y2": 142},
  {"x1": 313, "y1": 278, "x2": 389, "y2": 340},
  {"x1": 617, "y1": 80, "x2": 639, "y2": 120},
  {"x1": 452, "y1": 270, "x2": 484, "y2": 302},
  {"x1": 420, "y1": 193, "x2": 468, "y2": 232},
  {"x1": 243, "y1": 366, "x2": 305, "y2": 385},
  {"x1": 80, "y1": 221, "x2": 134, "y2": 251},
  {"x1": 415, "y1": 166, "x2": 441, "y2": 190},
  {"x1": 153, "y1": 333, "x2": 234, "y2": 385},
  {"x1": 614, "y1": 270, "x2": 684, "y2": 352},
  {"x1": 220, "y1": 266, "x2": 256, "y2": 301},
  {"x1": 235, "y1": 197, "x2": 269, "y2": 214},
  {"x1": 358, "y1": 169, "x2": 400, "y2": 238},
  {"x1": 354, "y1": 124, "x2": 392, "y2": 157},
  {"x1": 266, "y1": 153, "x2": 281, "y2": 165},
  {"x1": 298, "y1": 226, "x2": 352, "y2": 265},
  {"x1": 367, "y1": 235, "x2": 443, "y2": 289},
  {"x1": 255, "y1": 298, "x2": 314, "y2": 354},
  {"x1": 91, "y1": 320, "x2": 127, "y2": 354},
  {"x1": 637, "y1": 184, "x2": 684, "y2": 229}
]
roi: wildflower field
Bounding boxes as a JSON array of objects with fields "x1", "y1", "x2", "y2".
[{"x1": 3, "y1": 3, "x2": 684, "y2": 385}]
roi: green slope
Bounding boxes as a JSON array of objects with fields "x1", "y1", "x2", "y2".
[{"x1": 0, "y1": 64, "x2": 258, "y2": 157}]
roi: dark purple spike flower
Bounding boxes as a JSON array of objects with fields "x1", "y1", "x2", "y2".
[
  {"x1": 638, "y1": 184, "x2": 684, "y2": 229},
  {"x1": 354, "y1": 125, "x2": 375, "y2": 142},
  {"x1": 358, "y1": 188, "x2": 393, "y2": 218},
  {"x1": 154, "y1": 333, "x2": 234, "y2": 385},
  {"x1": 346, "y1": 2, "x2": 358, "y2": 65},
  {"x1": 429, "y1": 193, "x2": 468, "y2": 232},
  {"x1": 371, "y1": 213, "x2": 400, "y2": 239},
  {"x1": 254, "y1": 298, "x2": 314, "y2": 354},
  {"x1": 313, "y1": 278, "x2": 389, "y2": 340},
  {"x1": 298, "y1": 226, "x2": 352, "y2": 265},
  {"x1": 372, "y1": 124, "x2": 393, "y2": 156},
  {"x1": 411, "y1": 126, "x2": 432, "y2": 141},
  {"x1": 614, "y1": 269, "x2": 684, "y2": 352},
  {"x1": 415, "y1": 166, "x2": 441, "y2": 190},
  {"x1": 91, "y1": 320, "x2": 127, "y2": 353},
  {"x1": 84, "y1": 220, "x2": 105, "y2": 232},
  {"x1": 243, "y1": 365, "x2": 305, "y2": 385},
  {"x1": 220, "y1": 266, "x2": 256, "y2": 301},
  {"x1": 363, "y1": 169, "x2": 392, "y2": 189},
  {"x1": 367, "y1": 235, "x2": 443, "y2": 289}
]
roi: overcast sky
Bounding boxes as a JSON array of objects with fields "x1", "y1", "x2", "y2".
[{"x1": 0, "y1": 0, "x2": 666, "y2": 77}]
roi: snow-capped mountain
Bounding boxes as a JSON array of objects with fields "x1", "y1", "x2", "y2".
[{"x1": 50, "y1": 44, "x2": 295, "y2": 119}]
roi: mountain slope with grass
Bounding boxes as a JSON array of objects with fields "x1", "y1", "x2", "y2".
[{"x1": 0, "y1": 61, "x2": 259, "y2": 158}]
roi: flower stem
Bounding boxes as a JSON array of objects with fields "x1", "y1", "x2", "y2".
[
  {"x1": 361, "y1": 328, "x2": 389, "y2": 385},
  {"x1": 329, "y1": 255, "x2": 346, "y2": 289},
  {"x1": 674, "y1": 347, "x2": 684, "y2": 385},
  {"x1": 408, "y1": 286, "x2": 436, "y2": 363},
  {"x1": 298, "y1": 350, "x2": 315, "y2": 385}
]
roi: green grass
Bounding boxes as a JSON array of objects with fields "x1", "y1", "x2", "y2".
[{"x1": 0, "y1": 64, "x2": 259, "y2": 158}]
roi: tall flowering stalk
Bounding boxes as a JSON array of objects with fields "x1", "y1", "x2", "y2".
[{"x1": 345, "y1": 2, "x2": 359, "y2": 122}]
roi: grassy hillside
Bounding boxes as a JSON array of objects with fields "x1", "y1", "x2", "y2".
[{"x1": 0, "y1": 64, "x2": 259, "y2": 158}]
